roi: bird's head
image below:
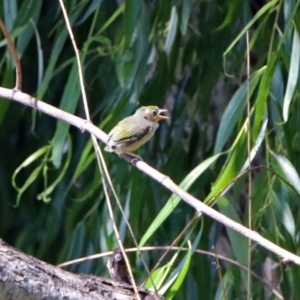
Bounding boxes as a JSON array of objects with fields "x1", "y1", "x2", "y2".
[{"x1": 136, "y1": 106, "x2": 169, "y2": 122}]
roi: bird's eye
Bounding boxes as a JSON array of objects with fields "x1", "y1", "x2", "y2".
[{"x1": 151, "y1": 110, "x2": 157, "y2": 116}]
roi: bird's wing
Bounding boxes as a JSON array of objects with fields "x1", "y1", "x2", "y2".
[{"x1": 111, "y1": 121, "x2": 151, "y2": 146}]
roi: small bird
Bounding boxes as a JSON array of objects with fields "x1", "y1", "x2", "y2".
[{"x1": 105, "y1": 106, "x2": 168, "y2": 161}]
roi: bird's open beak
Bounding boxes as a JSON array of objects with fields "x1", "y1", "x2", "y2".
[{"x1": 157, "y1": 109, "x2": 169, "y2": 120}]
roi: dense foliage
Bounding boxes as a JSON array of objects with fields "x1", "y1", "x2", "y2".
[{"x1": 1, "y1": 0, "x2": 300, "y2": 299}]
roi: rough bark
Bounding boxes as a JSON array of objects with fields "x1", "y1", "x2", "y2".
[{"x1": 0, "y1": 239, "x2": 163, "y2": 300}]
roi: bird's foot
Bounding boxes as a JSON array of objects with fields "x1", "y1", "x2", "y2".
[{"x1": 119, "y1": 152, "x2": 143, "y2": 165}]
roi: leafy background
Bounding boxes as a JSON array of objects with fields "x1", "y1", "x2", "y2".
[{"x1": 1, "y1": 0, "x2": 300, "y2": 299}]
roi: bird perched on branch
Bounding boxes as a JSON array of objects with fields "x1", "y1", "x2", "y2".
[{"x1": 105, "y1": 106, "x2": 168, "y2": 162}]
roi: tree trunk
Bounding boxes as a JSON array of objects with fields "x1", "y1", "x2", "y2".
[{"x1": 0, "y1": 239, "x2": 163, "y2": 300}]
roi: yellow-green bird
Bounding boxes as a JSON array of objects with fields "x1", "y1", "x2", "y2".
[{"x1": 105, "y1": 106, "x2": 168, "y2": 159}]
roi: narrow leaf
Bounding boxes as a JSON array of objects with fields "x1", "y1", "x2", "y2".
[
  {"x1": 139, "y1": 153, "x2": 222, "y2": 247},
  {"x1": 163, "y1": 241, "x2": 192, "y2": 299},
  {"x1": 218, "y1": 196, "x2": 248, "y2": 286},
  {"x1": 271, "y1": 151, "x2": 300, "y2": 196},
  {"x1": 164, "y1": 6, "x2": 178, "y2": 55},
  {"x1": 214, "y1": 70, "x2": 262, "y2": 154},
  {"x1": 223, "y1": 0, "x2": 279, "y2": 57},
  {"x1": 283, "y1": 29, "x2": 300, "y2": 121},
  {"x1": 206, "y1": 117, "x2": 267, "y2": 202},
  {"x1": 51, "y1": 61, "x2": 80, "y2": 168}
]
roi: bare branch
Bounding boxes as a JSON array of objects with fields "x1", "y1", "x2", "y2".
[
  {"x1": 0, "y1": 18, "x2": 22, "y2": 90},
  {"x1": 1, "y1": 87, "x2": 300, "y2": 266}
]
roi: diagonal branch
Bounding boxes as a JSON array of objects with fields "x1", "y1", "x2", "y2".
[{"x1": 1, "y1": 86, "x2": 300, "y2": 266}]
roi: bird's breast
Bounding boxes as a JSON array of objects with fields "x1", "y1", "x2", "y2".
[{"x1": 121, "y1": 122, "x2": 158, "y2": 152}]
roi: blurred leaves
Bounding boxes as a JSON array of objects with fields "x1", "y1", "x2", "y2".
[{"x1": 1, "y1": 0, "x2": 300, "y2": 299}]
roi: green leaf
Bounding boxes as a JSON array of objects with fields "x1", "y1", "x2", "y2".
[
  {"x1": 75, "y1": 0, "x2": 102, "y2": 26},
  {"x1": 164, "y1": 228, "x2": 202, "y2": 298},
  {"x1": 15, "y1": 0, "x2": 42, "y2": 58},
  {"x1": 271, "y1": 151, "x2": 300, "y2": 196},
  {"x1": 139, "y1": 153, "x2": 223, "y2": 247},
  {"x1": 180, "y1": 0, "x2": 191, "y2": 35},
  {"x1": 3, "y1": 0, "x2": 16, "y2": 31},
  {"x1": 12, "y1": 146, "x2": 49, "y2": 181},
  {"x1": 164, "y1": 6, "x2": 178, "y2": 56},
  {"x1": 15, "y1": 165, "x2": 44, "y2": 207},
  {"x1": 37, "y1": 28, "x2": 69, "y2": 99},
  {"x1": 51, "y1": 61, "x2": 80, "y2": 168},
  {"x1": 253, "y1": 52, "x2": 278, "y2": 137},
  {"x1": 12, "y1": 145, "x2": 51, "y2": 206},
  {"x1": 283, "y1": 29, "x2": 300, "y2": 122},
  {"x1": 223, "y1": 0, "x2": 279, "y2": 57},
  {"x1": 30, "y1": 19, "x2": 43, "y2": 89},
  {"x1": 0, "y1": 63, "x2": 14, "y2": 125},
  {"x1": 124, "y1": 0, "x2": 141, "y2": 46},
  {"x1": 144, "y1": 265, "x2": 170, "y2": 291},
  {"x1": 206, "y1": 118, "x2": 267, "y2": 203},
  {"x1": 13, "y1": 0, "x2": 39, "y2": 29},
  {"x1": 281, "y1": 200, "x2": 296, "y2": 238},
  {"x1": 37, "y1": 135, "x2": 72, "y2": 202},
  {"x1": 217, "y1": 196, "x2": 248, "y2": 286},
  {"x1": 163, "y1": 241, "x2": 192, "y2": 299},
  {"x1": 214, "y1": 69, "x2": 262, "y2": 154},
  {"x1": 98, "y1": 4, "x2": 125, "y2": 35},
  {"x1": 71, "y1": 139, "x2": 95, "y2": 184}
]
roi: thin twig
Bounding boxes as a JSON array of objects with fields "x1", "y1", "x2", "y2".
[
  {"x1": 57, "y1": 245, "x2": 284, "y2": 300},
  {"x1": 0, "y1": 17, "x2": 22, "y2": 90},
  {"x1": 246, "y1": 30, "x2": 252, "y2": 300},
  {"x1": 58, "y1": 2, "x2": 146, "y2": 298},
  {"x1": 58, "y1": 1, "x2": 140, "y2": 298},
  {"x1": 212, "y1": 246, "x2": 228, "y2": 300},
  {"x1": 139, "y1": 214, "x2": 199, "y2": 288}
]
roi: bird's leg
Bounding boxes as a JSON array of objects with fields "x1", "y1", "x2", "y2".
[{"x1": 119, "y1": 152, "x2": 143, "y2": 165}]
